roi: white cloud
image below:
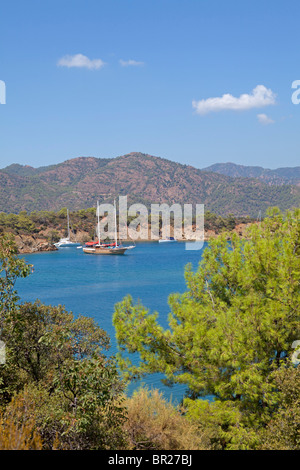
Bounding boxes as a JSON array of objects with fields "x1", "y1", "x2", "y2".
[
  {"x1": 257, "y1": 113, "x2": 275, "y2": 125},
  {"x1": 57, "y1": 54, "x2": 105, "y2": 70},
  {"x1": 119, "y1": 59, "x2": 144, "y2": 67},
  {"x1": 192, "y1": 85, "x2": 276, "y2": 115}
]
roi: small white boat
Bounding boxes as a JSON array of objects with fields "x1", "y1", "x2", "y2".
[
  {"x1": 55, "y1": 238, "x2": 81, "y2": 248},
  {"x1": 158, "y1": 237, "x2": 177, "y2": 243}
]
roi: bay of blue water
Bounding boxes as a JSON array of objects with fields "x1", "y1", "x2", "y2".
[{"x1": 16, "y1": 242, "x2": 207, "y2": 404}]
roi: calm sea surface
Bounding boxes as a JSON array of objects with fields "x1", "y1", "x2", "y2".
[{"x1": 16, "y1": 241, "x2": 207, "y2": 404}]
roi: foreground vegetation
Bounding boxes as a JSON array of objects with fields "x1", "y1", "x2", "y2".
[
  {"x1": 113, "y1": 208, "x2": 300, "y2": 449},
  {"x1": 0, "y1": 208, "x2": 299, "y2": 450}
]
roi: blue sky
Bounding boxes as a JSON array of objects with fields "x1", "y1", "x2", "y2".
[{"x1": 0, "y1": 0, "x2": 300, "y2": 169}]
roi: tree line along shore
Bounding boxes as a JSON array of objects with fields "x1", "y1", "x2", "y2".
[{"x1": 0, "y1": 207, "x2": 256, "y2": 253}]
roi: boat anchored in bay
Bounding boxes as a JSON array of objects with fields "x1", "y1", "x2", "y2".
[
  {"x1": 54, "y1": 209, "x2": 81, "y2": 248},
  {"x1": 158, "y1": 236, "x2": 177, "y2": 243},
  {"x1": 83, "y1": 200, "x2": 135, "y2": 255}
]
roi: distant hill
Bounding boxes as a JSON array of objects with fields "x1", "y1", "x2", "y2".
[
  {"x1": 203, "y1": 162, "x2": 300, "y2": 186},
  {"x1": 1, "y1": 152, "x2": 300, "y2": 217}
]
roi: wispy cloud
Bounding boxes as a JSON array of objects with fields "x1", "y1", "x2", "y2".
[
  {"x1": 192, "y1": 85, "x2": 276, "y2": 115},
  {"x1": 119, "y1": 59, "x2": 144, "y2": 67},
  {"x1": 257, "y1": 113, "x2": 275, "y2": 125},
  {"x1": 57, "y1": 54, "x2": 105, "y2": 70}
]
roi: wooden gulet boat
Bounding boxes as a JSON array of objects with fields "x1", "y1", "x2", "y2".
[
  {"x1": 83, "y1": 242, "x2": 128, "y2": 255},
  {"x1": 83, "y1": 200, "x2": 135, "y2": 255}
]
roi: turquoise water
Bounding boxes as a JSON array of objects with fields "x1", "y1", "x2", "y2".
[{"x1": 16, "y1": 242, "x2": 207, "y2": 404}]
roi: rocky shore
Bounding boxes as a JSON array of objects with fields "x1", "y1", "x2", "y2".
[{"x1": 14, "y1": 234, "x2": 58, "y2": 254}]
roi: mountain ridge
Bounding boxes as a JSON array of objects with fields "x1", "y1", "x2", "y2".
[
  {"x1": 1, "y1": 152, "x2": 299, "y2": 217},
  {"x1": 203, "y1": 162, "x2": 300, "y2": 186}
]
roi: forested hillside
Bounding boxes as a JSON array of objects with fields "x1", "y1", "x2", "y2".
[{"x1": 1, "y1": 153, "x2": 300, "y2": 217}]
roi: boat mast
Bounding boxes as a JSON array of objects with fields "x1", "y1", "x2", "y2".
[
  {"x1": 114, "y1": 199, "x2": 118, "y2": 247},
  {"x1": 67, "y1": 209, "x2": 70, "y2": 239},
  {"x1": 97, "y1": 201, "x2": 101, "y2": 244}
]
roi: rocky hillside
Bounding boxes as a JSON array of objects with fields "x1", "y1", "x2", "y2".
[{"x1": 1, "y1": 153, "x2": 300, "y2": 217}]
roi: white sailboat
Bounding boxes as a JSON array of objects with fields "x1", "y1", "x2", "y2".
[
  {"x1": 83, "y1": 200, "x2": 135, "y2": 255},
  {"x1": 54, "y1": 209, "x2": 81, "y2": 248}
]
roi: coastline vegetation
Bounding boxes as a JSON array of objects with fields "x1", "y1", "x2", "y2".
[
  {"x1": 0, "y1": 208, "x2": 299, "y2": 450},
  {"x1": 0, "y1": 207, "x2": 255, "y2": 253}
]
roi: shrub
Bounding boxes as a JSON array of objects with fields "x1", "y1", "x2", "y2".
[{"x1": 123, "y1": 388, "x2": 210, "y2": 450}]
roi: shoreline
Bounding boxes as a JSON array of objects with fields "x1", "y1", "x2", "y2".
[{"x1": 14, "y1": 225, "x2": 252, "y2": 254}]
